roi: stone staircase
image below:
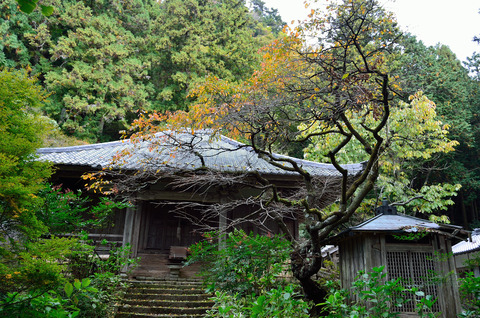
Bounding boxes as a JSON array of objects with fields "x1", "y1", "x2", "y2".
[{"x1": 115, "y1": 278, "x2": 213, "y2": 318}]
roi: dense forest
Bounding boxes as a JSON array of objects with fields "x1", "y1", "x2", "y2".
[{"x1": 1, "y1": 0, "x2": 284, "y2": 141}]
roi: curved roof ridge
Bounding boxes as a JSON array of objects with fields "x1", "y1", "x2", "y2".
[{"x1": 38, "y1": 139, "x2": 129, "y2": 153}]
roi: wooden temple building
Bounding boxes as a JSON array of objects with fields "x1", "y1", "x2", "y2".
[{"x1": 37, "y1": 130, "x2": 364, "y2": 278}]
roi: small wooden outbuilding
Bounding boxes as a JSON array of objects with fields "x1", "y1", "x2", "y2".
[{"x1": 331, "y1": 200, "x2": 467, "y2": 317}]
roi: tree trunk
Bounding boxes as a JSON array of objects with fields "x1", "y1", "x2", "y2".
[
  {"x1": 460, "y1": 191, "x2": 469, "y2": 229},
  {"x1": 290, "y1": 249, "x2": 327, "y2": 316}
]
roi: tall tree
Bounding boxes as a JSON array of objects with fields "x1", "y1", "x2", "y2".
[
  {"x1": 302, "y1": 92, "x2": 460, "y2": 223},
  {"x1": 44, "y1": 0, "x2": 155, "y2": 142},
  {"x1": 2, "y1": 0, "x2": 279, "y2": 142},
  {"x1": 249, "y1": 0, "x2": 286, "y2": 35},
  {"x1": 0, "y1": 69, "x2": 52, "y2": 241},
  {"x1": 393, "y1": 34, "x2": 480, "y2": 227},
  {"x1": 147, "y1": 0, "x2": 269, "y2": 112}
]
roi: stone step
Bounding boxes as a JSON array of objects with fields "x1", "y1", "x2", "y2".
[
  {"x1": 115, "y1": 313, "x2": 205, "y2": 318},
  {"x1": 132, "y1": 277, "x2": 203, "y2": 284},
  {"x1": 129, "y1": 281, "x2": 203, "y2": 289},
  {"x1": 125, "y1": 293, "x2": 210, "y2": 301},
  {"x1": 115, "y1": 279, "x2": 212, "y2": 318},
  {"x1": 123, "y1": 299, "x2": 214, "y2": 308},
  {"x1": 128, "y1": 287, "x2": 206, "y2": 295},
  {"x1": 117, "y1": 304, "x2": 210, "y2": 315}
]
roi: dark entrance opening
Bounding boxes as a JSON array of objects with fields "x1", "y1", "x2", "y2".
[{"x1": 143, "y1": 202, "x2": 204, "y2": 253}]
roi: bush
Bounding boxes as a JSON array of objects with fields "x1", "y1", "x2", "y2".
[
  {"x1": 206, "y1": 284, "x2": 311, "y2": 318},
  {"x1": 74, "y1": 273, "x2": 129, "y2": 318},
  {"x1": 67, "y1": 242, "x2": 139, "y2": 280},
  {"x1": 0, "y1": 278, "x2": 97, "y2": 318},
  {"x1": 0, "y1": 181, "x2": 135, "y2": 317},
  {"x1": 321, "y1": 266, "x2": 438, "y2": 318},
  {"x1": 186, "y1": 230, "x2": 292, "y2": 296},
  {"x1": 0, "y1": 237, "x2": 77, "y2": 295},
  {"x1": 36, "y1": 183, "x2": 131, "y2": 236},
  {"x1": 187, "y1": 230, "x2": 312, "y2": 317},
  {"x1": 458, "y1": 272, "x2": 480, "y2": 317}
]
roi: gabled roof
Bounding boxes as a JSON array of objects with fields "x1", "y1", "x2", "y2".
[
  {"x1": 330, "y1": 212, "x2": 466, "y2": 242},
  {"x1": 37, "y1": 131, "x2": 365, "y2": 177},
  {"x1": 452, "y1": 235, "x2": 480, "y2": 255},
  {"x1": 349, "y1": 213, "x2": 448, "y2": 232},
  {"x1": 452, "y1": 229, "x2": 480, "y2": 255}
]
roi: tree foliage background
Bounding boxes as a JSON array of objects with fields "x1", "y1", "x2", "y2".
[{"x1": 1, "y1": 0, "x2": 284, "y2": 142}]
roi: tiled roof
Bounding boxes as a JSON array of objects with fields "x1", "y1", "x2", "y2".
[
  {"x1": 37, "y1": 131, "x2": 365, "y2": 177},
  {"x1": 452, "y1": 234, "x2": 480, "y2": 255},
  {"x1": 329, "y1": 213, "x2": 465, "y2": 243},
  {"x1": 349, "y1": 213, "x2": 445, "y2": 232}
]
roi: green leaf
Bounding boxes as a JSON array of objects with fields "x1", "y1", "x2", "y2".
[
  {"x1": 74, "y1": 279, "x2": 81, "y2": 290},
  {"x1": 17, "y1": 0, "x2": 37, "y2": 14},
  {"x1": 81, "y1": 278, "x2": 91, "y2": 288},
  {"x1": 342, "y1": 73, "x2": 349, "y2": 79},
  {"x1": 415, "y1": 291, "x2": 425, "y2": 297},
  {"x1": 64, "y1": 282, "x2": 73, "y2": 297},
  {"x1": 40, "y1": 5, "x2": 54, "y2": 16}
]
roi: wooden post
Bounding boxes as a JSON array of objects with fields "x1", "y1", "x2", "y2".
[
  {"x1": 122, "y1": 203, "x2": 142, "y2": 273},
  {"x1": 122, "y1": 206, "x2": 135, "y2": 250}
]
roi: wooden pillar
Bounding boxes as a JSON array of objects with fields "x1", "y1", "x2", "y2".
[
  {"x1": 122, "y1": 202, "x2": 143, "y2": 258},
  {"x1": 122, "y1": 207, "x2": 135, "y2": 250},
  {"x1": 445, "y1": 238, "x2": 462, "y2": 317}
]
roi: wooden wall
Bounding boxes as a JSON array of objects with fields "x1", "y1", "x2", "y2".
[{"x1": 338, "y1": 233, "x2": 461, "y2": 318}]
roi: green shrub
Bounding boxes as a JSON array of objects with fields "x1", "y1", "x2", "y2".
[
  {"x1": 0, "y1": 237, "x2": 77, "y2": 295},
  {"x1": 67, "y1": 242, "x2": 139, "y2": 280},
  {"x1": 186, "y1": 230, "x2": 291, "y2": 296},
  {"x1": 321, "y1": 266, "x2": 438, "y2": 318},
  {"x1": 187, "y1": 230, "x2": 312, "y2": 317},
  {"x1": 205, "y1": 284, "x2": 311, "y2": 318},
  {"x1": 74, "y1": 273, "x2": 129, "y2": 318},
  {"x1": 36, "y1": 183, "x2": 131, "y2": 236},
  {"x1": 0, "y1": 278, "x2": 97, "y2": 318},
  {"x1": 458, "y1": 272, "x2": 480, "y2": 317}
]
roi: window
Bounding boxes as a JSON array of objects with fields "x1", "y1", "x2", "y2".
[{"x1": 386, "y1": 250, "x2": 440, "y2": 312}]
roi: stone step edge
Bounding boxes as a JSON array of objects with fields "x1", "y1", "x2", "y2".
[
  {"x1": 123, "y1": 294, "x2": 213, "y2": 303},
  {"x1": 128, "y1": 284, "x2": 203, "y2": 288},
  {"x1": 124, "y1": 299, "x2": 214, "y2": 305},
  {"x1": 115, "y1": 311, "x2": 204, "y2": 318},
  {"x1": 131, "y1": 277, "x2": 203, "y2": 282},
  {"x1": 119, "y1": 305, "x2": 212, "y2": 309}
]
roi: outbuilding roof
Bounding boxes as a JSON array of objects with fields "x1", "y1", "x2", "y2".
[
  {"x1": 329, "y1": 211, "x2": 466, "y2": 243},
  {"x1": 452, "y1": 229, "x2": 480, "y2": 255},
  {"x1": 37, "y1": 130, "x2": 365, "y2": 177},
  {"x1": 348, "y1": 213, "x2": 449, "y2": 232}
]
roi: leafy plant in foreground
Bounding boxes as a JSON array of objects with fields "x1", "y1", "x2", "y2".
[
  {"x1": 205, "y1": 284, "x2": 311, "y2": 318},
  {"x1": 321, "y1": 266, "x2": 438, "y2": 318},
  {"x1": 0, "y1": 278, "x2": 97, "y2": 318},
  {"x1": 458, "y1": 271, "x2": 480, "y2": 317},
  {"x1": 186, "y1": 230, "x2": 291, "y2": 296}
]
